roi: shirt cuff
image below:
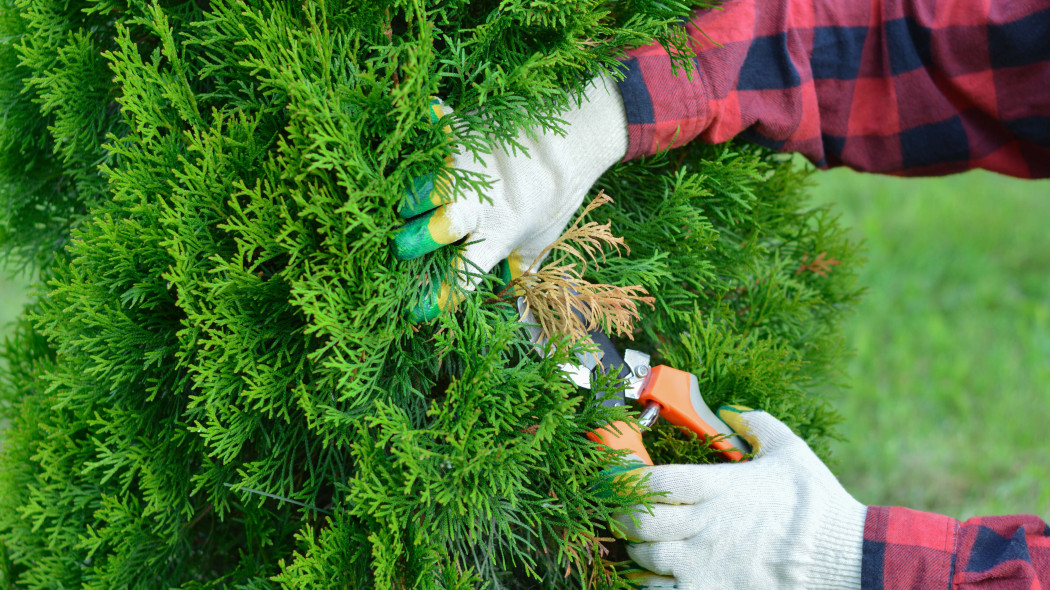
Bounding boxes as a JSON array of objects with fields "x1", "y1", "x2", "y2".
[
  {"x1": 861, "y1": 506, "x2": 960, "y2": 590},
  {"x1": 615, "y1": 45, "x2": 710, "y2": 161}
]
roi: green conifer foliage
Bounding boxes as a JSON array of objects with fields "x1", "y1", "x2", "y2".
[{"x1": 0, "y1": 0, "x2": 861, "y2": 587}]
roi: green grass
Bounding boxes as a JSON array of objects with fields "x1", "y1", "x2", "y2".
[
  {"x1": 0, "y1": 271, "x2": 29, "y2": 344},
  {"x1": 0, "y1": 269, "x2": 30, "y2": 435},
  {"x1": 807, "y1": 166, "x2": 1050, "y2": 520}
]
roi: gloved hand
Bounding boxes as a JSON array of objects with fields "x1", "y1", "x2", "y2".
[
  {"x1": 619, "y1": 406, "x2": 868, "y2": 590},
  {"x1": 392, "y1": 75, "x2": 628, "y2": 321}
]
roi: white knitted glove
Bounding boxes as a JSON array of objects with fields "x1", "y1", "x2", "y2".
[
  {"x1": 618, "y1": 406, "x2": 868, "y2": 590},
  {"x1": 392, "y1": 75, "x2": 628, "y2": 320}
]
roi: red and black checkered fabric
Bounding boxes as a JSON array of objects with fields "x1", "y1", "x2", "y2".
[
  {"x1": 617, "y1": 0, "x2": 1050, "y2": 177},
  {"x1": 863, "y1": 507, "x2": 1050, "y2": 589}
]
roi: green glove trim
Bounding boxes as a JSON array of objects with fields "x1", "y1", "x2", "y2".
[
  {"x1": 400, "y1": 172, "x2": 447, "y2": 218},
  {"x1": 392, "y1": 208, "x2": 463, "y2": 261},
  {"x1": 716, "y1": 405, "x2": 755, "y2": 434},
  {"x1": 716, "y1": 404, "x2": 754, "y2": 420},
  {"x1": 428, "y1": 96, "x2": 446, "y2": 124},
  {"x1": 398, "y1": 97, "x2": 454, "y2": 217},
  {"x1": 409, "y1": 291, "x2": 442, "y2": 322},
  {"x1": 718, "y1": 405, "x2": 766, "y2": 454},
  {"x1": 407, "y1": 279, "x2": 462, "y2": 322}
]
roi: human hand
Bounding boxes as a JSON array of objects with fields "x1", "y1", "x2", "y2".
[
  {"x1": 620, "y1": 407, "x2": 868, "y2": 590},
  {"x1": 392, "y1": 75, "x2": 628, "y2": 321}
]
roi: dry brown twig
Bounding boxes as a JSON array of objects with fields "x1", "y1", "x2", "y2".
[
  {"x1": 795, "y1": 251, "x2": 841, "y2": 277},
  {"x1": 502, "y1": 191, "x2": 655, "y2": 342}
]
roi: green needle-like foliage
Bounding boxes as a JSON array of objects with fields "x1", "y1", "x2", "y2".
[{"x1": 0, "y1": 0, "x2": 861, "y2": 587}]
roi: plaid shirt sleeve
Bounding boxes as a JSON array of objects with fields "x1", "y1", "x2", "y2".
[
  {"x1": 616, "y1": 0, "x2": 1050, "y2": 177},
  {"x1": 862, "y1": 507, "x2": 1050, "y2": 589}
]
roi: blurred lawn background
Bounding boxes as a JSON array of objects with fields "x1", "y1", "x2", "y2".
[
  {"x1": 0, "y1": 166, "x2": 1047, "y2": 521},
  {"x1": 0, "y1": 269, "x2": 30, "y2": 365},
  {"x1": 807, "y1": 166, "x2": 1050, "y2": 521}
]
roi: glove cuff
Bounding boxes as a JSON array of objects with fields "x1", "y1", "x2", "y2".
[{"x1": 807, "y1": 495, "x2": 868, "y2": 590}]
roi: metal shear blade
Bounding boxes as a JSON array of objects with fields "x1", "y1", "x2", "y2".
[{"x1": 516, "y1": 297, "x2": 598, "y2": 389}]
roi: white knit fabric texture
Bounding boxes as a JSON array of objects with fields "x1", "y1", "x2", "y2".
[
  {"x1": 618, "y1": 411, "x2": 867, "y2": 590},
  {"x1": 441, "y1": 74, "x2": 628, "y2": 279}
]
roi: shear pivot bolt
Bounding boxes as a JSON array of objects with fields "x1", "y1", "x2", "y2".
[{"x1": 633, "y1": 365, "x2": 650, "y2": 378}]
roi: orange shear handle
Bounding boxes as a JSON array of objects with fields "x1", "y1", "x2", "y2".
[
  {"x1": 587, "y1": 421, "x2": 654, "y2": 466},
  {"x1": 637, "y1": 365, "x2": 748, "y2": 462}
]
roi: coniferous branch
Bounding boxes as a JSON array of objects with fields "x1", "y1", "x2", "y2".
[{"x1": 0, "y1": 1, "x2": 861, "y2": 587}]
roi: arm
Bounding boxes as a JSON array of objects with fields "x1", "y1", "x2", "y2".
[
  {"x1": 393, "y1": 0, "x2": 1050, "y2": 312},
  {"x1": 863, "y1": 507, "x2": 1050, "y2": 589},
  {"x1": 622, "y1": 408, "x2": 1050, "y2": 590},
  {"x1": 618, "y1": 0, "x2": 1050, "y2": 177}
]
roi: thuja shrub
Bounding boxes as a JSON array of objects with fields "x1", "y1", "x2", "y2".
[{"x1": 0, "y1": 0, "x2": 861, "y2": 587}]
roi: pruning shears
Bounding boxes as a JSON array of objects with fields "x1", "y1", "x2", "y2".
[{"x1": 516, "y1": 298, "x2": 750, "y2": 465}]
